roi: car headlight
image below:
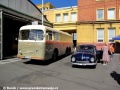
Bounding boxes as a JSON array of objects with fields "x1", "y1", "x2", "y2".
[
  {"x1": 71, "y1": 57, "x2": 76, "y2": 62},
  {"x1": 90, "y1": 57, "x2": 95, "y2": 62}
]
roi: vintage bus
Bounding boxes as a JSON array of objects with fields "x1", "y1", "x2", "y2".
[{"x1": 17, "y1": 25, "x2": 73, "y2": 61}]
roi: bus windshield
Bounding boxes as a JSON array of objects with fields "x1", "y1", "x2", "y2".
[{"x1": 19, "y1": 29, "x2": 44, "y2": 40}]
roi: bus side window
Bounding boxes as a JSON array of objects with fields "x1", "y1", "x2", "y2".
[
  {"x1": 59, "y1": 33, "x2": 61, "y2": 41},
  {"x1": 55, "y1": 32, "x2": 59, "y2": 41},
  {"x1": 53, "y1": 32, "x2": 59, "y2": 41},
  {"x1": 52, "y1": 32, "x2": 55, "y2": 40},
  {"x1": 61, "y1": 34, "x2": 63, "y2": 41},
  {"x1": 46, "y1": 31, "x2": 52, "y2": 40}
]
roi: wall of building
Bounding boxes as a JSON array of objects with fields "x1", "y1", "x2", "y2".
[
  {"x1": 44, "y1": 10, "x2": 55, "y2": 23},
  {"x1": 78, "y1": 0, "x2": 120, "y2": 21},
  {"x1": 53, "y1": 6, "x2": 77, "y2": 32},
  {"x1": 0, "y1": 0, "x2": 48, "y2": 22},
  {"x1": 43, "y1": 6, "x2": 77, "y2": 33},
  {"x1": 77, "y1": 22, "x2": 120, "y2": 50},
  {"x1": 41, "y1": 4, "x2": 78, "y2": 47},
  {"x1": 36, "y1": 2, "x2": 55, "y2": 10},
  {"x1": 77, "y1": 0, "x2": 120, "y2": 51}
]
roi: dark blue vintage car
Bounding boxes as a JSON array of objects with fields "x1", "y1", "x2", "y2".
[{"x1": 71, "y1": 44, "x2": 102, "y2": 68}]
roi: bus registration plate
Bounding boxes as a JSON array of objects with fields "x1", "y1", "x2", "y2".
[{"x1": 24, "y1": 56, "x2": 30, "y2": 58}]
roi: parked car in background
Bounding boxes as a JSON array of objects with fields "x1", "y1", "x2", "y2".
[{"x1": 71, "y1": 44, "x2": 103, "y2": 68}]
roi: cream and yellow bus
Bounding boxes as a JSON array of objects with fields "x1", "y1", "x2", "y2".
[{"x1": 17, "y1": 25, "x2": 72, "y2": 61}]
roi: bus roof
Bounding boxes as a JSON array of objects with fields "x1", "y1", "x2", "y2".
[{"x1": 20, "y1": 25, "x2": 72, "y2": 36}]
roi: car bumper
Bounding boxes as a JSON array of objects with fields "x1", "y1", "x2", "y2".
[{"x1": 72, "y1": 62, "x2": 97, "y2": 66}]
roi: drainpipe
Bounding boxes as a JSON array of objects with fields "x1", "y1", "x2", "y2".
[{"x1": 42, "y1": 0, "x2": 44, "y2": 25}]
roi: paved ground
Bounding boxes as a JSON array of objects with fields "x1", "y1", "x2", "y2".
[{"x1": 0, "y1": 54, "x2": 120, "y2": 90}]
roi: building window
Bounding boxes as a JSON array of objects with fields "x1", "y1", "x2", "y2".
[
  {"x1": 108, "y1": 8, "x2": 115, "y2": 19},
  {"x1": 71, "y1": 12, "x2": 77, "y2": 21},
  {"x1": 73, "y1": 33, "x2": 77, "y2": 40},
  {"x1": 97, "y1": 29, "x2": 104, "y2": 42},
  {"x1": 108, "y1": 28, "x2": 115, "y2": 42},
  {"x1": 97, "y1": 9, "x2": 104, "y2": 20},
  {"x1": 56, "y1": 14, "x2": 61, "y2": 22},
  {"x1": 63, "y1": 13, "x2": 68, "y2": 22}
]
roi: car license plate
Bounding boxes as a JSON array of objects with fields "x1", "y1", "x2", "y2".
[
  {"x1": 82, "y1": 63, "x2": 86, "y2": 65},
  {"x1": 78, "y1": 63, "x2": 86, "y2": 65}
]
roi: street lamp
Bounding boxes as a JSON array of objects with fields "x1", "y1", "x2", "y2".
[{"x1": 42, "y1": 0, "x2": 44, "y2": 25}]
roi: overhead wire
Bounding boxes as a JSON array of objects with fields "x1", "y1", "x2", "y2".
[{"x1": 67, "y1": 0, "x2": 73, "y2": 10}]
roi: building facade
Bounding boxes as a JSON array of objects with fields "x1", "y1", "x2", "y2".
[
  {"x1": 36, "y1": 2, "x2": 55, "y2": 11},
  {"x1": 37, "y1": 4, "x2": 77, "y2": 33},
  {"x1": 77, "y1": 0, "x2": 120, "y2": 51},
  {"x1": 37, "y1": 3, "x2": 78, "y2": 46},
  {"x1": 50, "y1": 6, "x2": 77, "y2": 33}
]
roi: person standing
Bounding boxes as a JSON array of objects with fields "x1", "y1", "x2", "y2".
[
  {"x1": 119, "y1": 54, "x2": 120, "y2": 65},
  {"x1": 102, "y1": 43, "x2": 110, "y2": 65},
  {"x1": 109, "y1": 43, "x2": 114, "y2": 62}
]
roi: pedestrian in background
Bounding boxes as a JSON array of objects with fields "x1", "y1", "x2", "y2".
[
  {"x1": 72, "y1": 45, "x2": 76, "y2": 53},
  {"x1": 119, "y1": 54, "x2": 120, "y2": 65},
  {"x1": 109, "y1": 43, "x2": 114, "y2": 62},
  {"x1": 102, "y1": 43, "x2": 110, "y2": 65}
]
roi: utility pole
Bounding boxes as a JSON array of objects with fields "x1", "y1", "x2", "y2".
[{"x1": 42, "y1": 0, "x2": 44, "y2": 25}]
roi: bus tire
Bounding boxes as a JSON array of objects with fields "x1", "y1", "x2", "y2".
[
  {"x1": 68, "y1": 47, "x2": 71, "y2": 55},
  {"x1": 65, "y1": 48, "x2": 68, "y2": 56},
  {"x1": 52, "y1": 50, "x2": 58, "y2": 61}
]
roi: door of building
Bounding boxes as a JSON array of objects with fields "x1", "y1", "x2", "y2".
[{"x1": 0, "y1": 10, "x2": 3, "y2": 60}]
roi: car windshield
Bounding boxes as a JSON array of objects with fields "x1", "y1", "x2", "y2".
[
  {"x1": 19, "y1": 29, "x2": 44, "y2": 40},
  {"x1": 77, "y1": 45, "x2": 94, "y2": 53}
]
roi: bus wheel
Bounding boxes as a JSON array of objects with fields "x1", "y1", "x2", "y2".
[
  {"x1": 68, "y1": 47, "x2": 71, "y2": 55},
  {"x1": 65, "y1": 48, "x2": 68, "y2": 56},
  {"x1": 52, "y1": 51, "x2": 57, "y2": 61}
]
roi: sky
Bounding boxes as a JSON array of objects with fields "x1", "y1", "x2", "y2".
[{"x1": 31, "y1": 0, "x2": 77, "y2": 8}]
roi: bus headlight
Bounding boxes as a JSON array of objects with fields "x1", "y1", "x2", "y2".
[
  {"x1": 36, "y1": 50, "x2": 39, "y2": 54},
  {"x1": 71, "y1": 57, "x2": 76, "y2": 62},
  {"x1": 19, "y1": 49, "x2": 21, "y2": 53},
  {"x1": 90, "y1": 57, "x2": 95, "y2": 62}
]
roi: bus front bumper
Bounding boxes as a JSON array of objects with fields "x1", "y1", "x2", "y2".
[{"x1": 17, "y1": 55, "x2": 44, "y2": 60}]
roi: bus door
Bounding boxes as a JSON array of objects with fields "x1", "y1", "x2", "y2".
[{"x1": 45, "y1": 31, "x2": 53, "y2": 59}]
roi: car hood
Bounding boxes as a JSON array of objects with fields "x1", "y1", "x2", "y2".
[
  {"x1": 73, "y1": 52, "x2": 95, "y2": 57},
  {"x1": 75, "y1": 51, "x2": 93, "y2": 55},
  {"x1": 72, "y1": 52, "x2": 95, "y2": 61}
]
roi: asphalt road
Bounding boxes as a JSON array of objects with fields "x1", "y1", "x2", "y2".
[{"x1": 0, "y1": 54, "x2": 120, "y2": 90}]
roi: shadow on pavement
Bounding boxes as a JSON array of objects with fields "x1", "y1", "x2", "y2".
[
  {"x1": 110, "y1": 71, "x2": 120, "y2": 85},
  {"x1": 72, "y1": 65, "x2": 96, "y2": 69},
  {"x1": 2, "y1": 55, "x2": 17, "y2": 60},
  {"x1": 23, "y1": 54, "x2": 69, "y2": 66},
  {"x1": 0, "y1": 86, "x2": 3, "y2": 90},
  {"x1": 97, "y1": 60, "x2": 103, "y2": 64}
]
